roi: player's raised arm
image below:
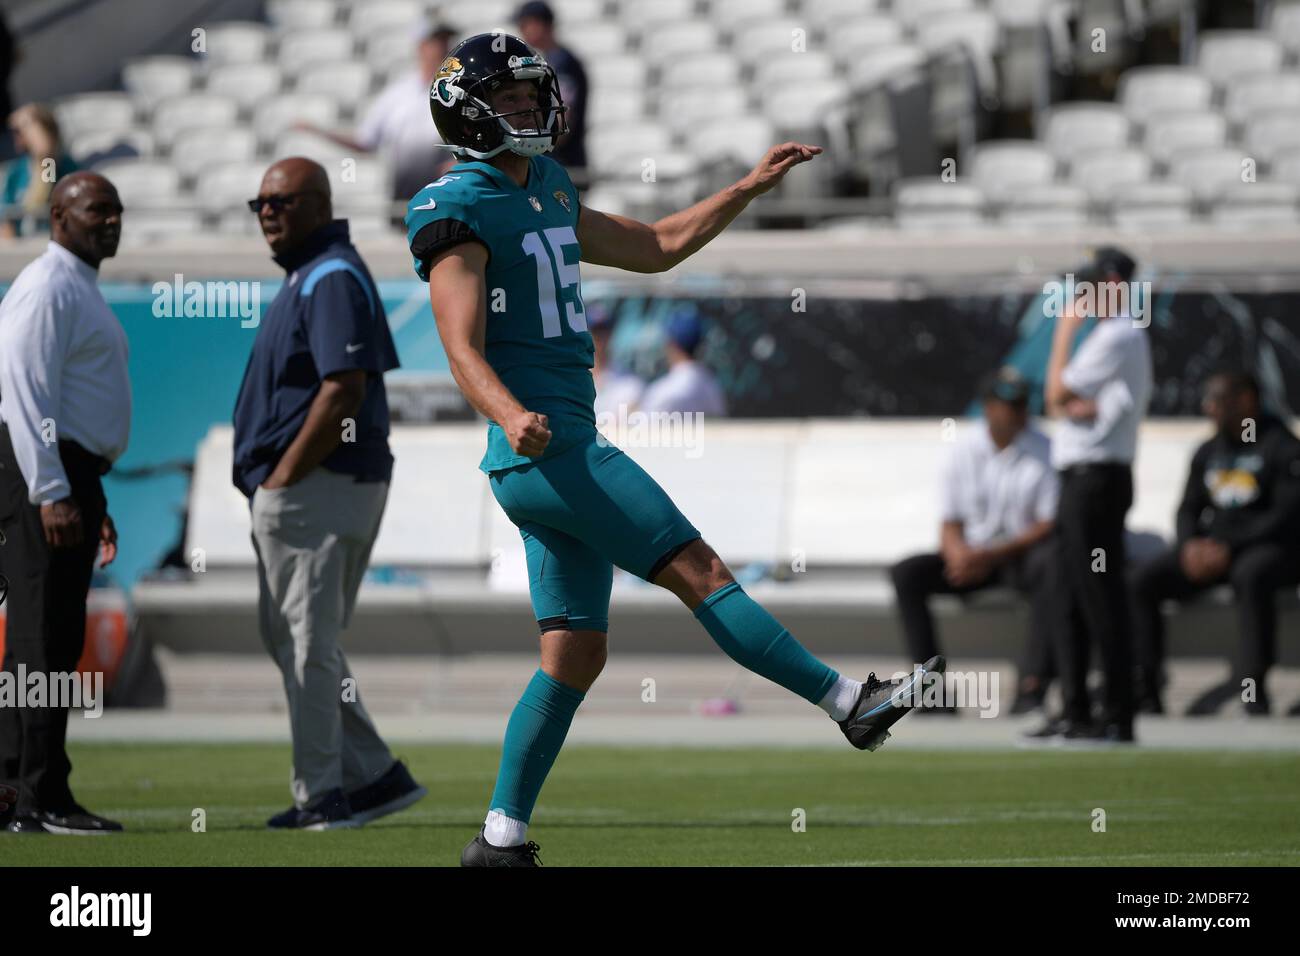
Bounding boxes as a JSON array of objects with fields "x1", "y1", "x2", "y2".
[
  {"x1": 577, "y1": 142, "x2": 822, "y2": 274},
  {"x1": 425, "y1": 242, "x2": 552, "y2": 457}
]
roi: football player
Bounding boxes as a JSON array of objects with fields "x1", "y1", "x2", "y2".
[{"x1": 407, "y1": 32, "x2": 944, "y2": 866}]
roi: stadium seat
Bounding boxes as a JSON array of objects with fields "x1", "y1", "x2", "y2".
[
  {"x1": 753, "y1": 52, "x2": 836, "y2": 89},
  {"x1": 53, "y1": 92, "x2": 135, "y2": 137},
  {"x1": 586, "y1": 87, "x2": 647, "y2": 128},
  {"x1": 71, "y1": 127, "x2": 156, "y2": 164},
  {"x1": 351, "y1": 0, "x2": 423, "y2": 31},
  {"x1": 998, "y1": 182, "x2": 1091, "y2": 230},
  {"x1": 1039, "y1": 102, "x2": 1130, "y2": 161},
  {"x1": 1242, "y1": 110, "x2": 1300, "y2": 168},
  {"x1": 270, "y1": 128, "x2": 354, "y2": 164},
  {"x1": 278, "y1": 28, "x2": 355, "y2": 73},
  {"x1": 731, "y1": 20, "x2": 812, "y2": 63},
  {"x1": 267, "y1": 0, "x2": 339, "y2": 30},
  {"x1": 564, "y1": 22, "x2": 627, "y2": 59},
  {"x1": 708, "y1": 0, "x2": 786, "y2": 21},
  {"x1": 193, "y1": 161, "x2": 266, "y2": 216},
  {"x1": 966, "y1": 140, "x2": 1056, "y2": 202},
  {"x1": 1141, "y1": 110, "x2": 1228, "y2": 167},
  {"x1": 894, "y1": 0, "x2": 976, "y2": 30},
  {"x1": 93, "y1": 159, "x2": 182, "y2": 209},
  {"x1": 1167, "y1": 146, "x2": 1252, "y2": 202},
  {"x1": 587, "y1": 121, "x2": 674, "y2": 173},
  {"x1": 252, "y1": 93, "x2": 340, "y2": 144},
  {"x1": 658, "y1": 52, "x2": 741, "y2": 92},
  {"x1": 1272, "y1": 152, "x2": 1300, "y2": 186},
  {"x1": 150, "y1": 94, "x2": 239, "y2": 147},
  {"x1": 893, "y1": 178, "x2": 987, "y2": 230},
  {"x1": 1195, "y1": 31, "x2": 1285, "y2": 87},
  {"x1": 361, "y1": 30, "x2": 417, "y2": 72},
  {"x1": 122, "y1": 56, "x2": 196, "y2": 110},
  {"x1": 915, "y1": 11, "x2": 1002, "y2": 95},
  {"x1": 200, "y1": 21, "x2": 273, "y2": 66},
  {"x1": 1209, "y1": 181, "x2": 1300, "y2": 229},
  {"x1": 1269, "y1": 0, "x2": 1300, "y2": 57},
  {"x1": 205, "y1": 62, "x2": 284, "y2": 110},
  {"x1": 1223, "y1": 71, "x2": 1300, "y2": 126},
  {"x1": 824, "y1": 16, "x2": 906, "y2": 64},
  {"x1": 642, "y1": 22, "x2": 720, "y2": 62},
  {"x1": 796, "y1": 0, "x2": 889, "y2": 25},
  {"x1": 551, "y1": 0, "x2": 606, "y2": 22},
  {"x1": 693, "y1": 116, "x2": 777, "y2": 167},
  {"x1": 990, "y1": 0, "x2": 1059, "y2": 27},
  {"x1": 663, "y1": 87, "x2": 749, "y2": 135},
  {"x1": 585, "y1": 54, "x2": 648, "y2": 91},
  {"x1": 762, "y1": 80, "x2": 848, "y2": 130},
  {"x1": 1109, "y1": 180, "x2": 1194, "y2": 232},
  {"x1": 845, "y1": 44, "x2": 927, "y2": 90},
  {"x1": 169, "y1": 127, "x2": 257, "y2": 180},
  {"x1": 1068, "y1": 147, "x2": 1153, "y2": 200},
  {"x1": 297, "y1": 61, "x2": 374, "y2": 113},
  {"x1": 616, "y1": 0, "x2": 696, "y2": 28},
  {"x1": 1117, "y1": 67, "x2": 1214, "y2": 124}
]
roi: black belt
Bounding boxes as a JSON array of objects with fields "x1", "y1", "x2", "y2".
[
  {"x1": 0, "y1": 421, "x2": 111, "y2": 476},
  {"x1": 1061, "y1": 461, "x2": 1129, "y2": 477}
]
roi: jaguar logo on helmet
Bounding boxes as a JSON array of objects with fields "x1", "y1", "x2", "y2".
[{"x1": 431, "y1": 56, "x2": 465, "y2": 108}]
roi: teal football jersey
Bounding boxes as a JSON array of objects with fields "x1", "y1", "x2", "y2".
[{"x1": 406, "y1": 156, "x2": 595, "y2": 473}]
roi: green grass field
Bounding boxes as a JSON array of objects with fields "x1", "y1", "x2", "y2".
[{"x1": 6, "y1": 743, "x2": 1299, "y2": 866}]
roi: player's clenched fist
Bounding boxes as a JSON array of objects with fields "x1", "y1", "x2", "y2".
[
  {"x1": 741, "y1": 142, "x2": 823, "y2": 196},
  {"x1": 505, "y1": 410, "x2": 552, "y2": 457}
]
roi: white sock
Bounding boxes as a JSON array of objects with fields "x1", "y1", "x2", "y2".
[
  {"x1": 819, "y1": 675, "x2": 863, "y2": 722},
  {"x1": 484, "y1": 809, "x2": 528, "y2": 847}
]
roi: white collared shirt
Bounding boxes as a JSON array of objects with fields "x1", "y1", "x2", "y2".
[
  {"x1": 940, "y1": 423, "x2": 1059, "y2": 547},
  {"x1": 640, "y1": 360, "x2": 727, "y2": 417},
  {"x1": 1052, "y1": 315, "x2": 1153, "y2": 469},
  {"x1": 0, "y1": 241, "x2": 131, "y2": 504}
]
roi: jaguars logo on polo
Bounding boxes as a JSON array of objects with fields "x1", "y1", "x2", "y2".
[
  {"x1": 553, "y1": 190, "x2": 571, "y2": 213},
  {"x1": 431, "y1": 56, "x2": 464, "y2": 108}
]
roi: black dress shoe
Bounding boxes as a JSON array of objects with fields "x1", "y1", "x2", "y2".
[
  {"x1": 7, "y1": 805, "x2": 124, "y2": 835},
  {"x1": 1186, "y1": 680, "x2": 1237, "y2": 716},
  {"x1": 1010, "y1": 691, "x2": 1045, "y2": 715},
  {"x1": 267, "y1": 787, "x2": 356, "y2": 831},
  {"x1": 1063, "y1": 720, "x2": 1136, "y2": 744},
  {"x1": 1023, "y1": 716, "x2": 1089, "y2": 740}
]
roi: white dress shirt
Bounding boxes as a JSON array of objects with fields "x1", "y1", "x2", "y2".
[
  {"x1": 940, "y1": 423, "x2": 1059, "y2": 547},
  {"x1": 0, "y1": 241, "x2": 131, "y2": 504},
  {"x1": 640, "y1": 361, "x2": 727, "y2": 417},
  {"x1": 1052, "y1": 316, "x2": 1153, "y2": 469}
]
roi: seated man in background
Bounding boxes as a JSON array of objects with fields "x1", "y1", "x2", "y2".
[
  {"x1": 639, "y1": 307, "x2": 727, "y2": 418},
  {"x1": 1129, "y1": 369, "x2": 1300, "y2": 716},
  {"x1": 890, "y1": 368, "x2": 1058, "y2": 713}
]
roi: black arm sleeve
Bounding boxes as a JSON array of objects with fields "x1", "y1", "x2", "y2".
[
  {"x1": 1175, "y1": 444, "x2": 1211, "y2": 544},
  {"x1": 410, "y1": 218, "x2": 490, "y2": 276}
]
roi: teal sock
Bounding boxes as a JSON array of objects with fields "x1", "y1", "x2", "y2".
[
  {"x1": 487, "y1": 669, "x2": 585, "y2": 823},
  {"x1": 693, "y1": 582, "x2": 838, "y2": 704}
]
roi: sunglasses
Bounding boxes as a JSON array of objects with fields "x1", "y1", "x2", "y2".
[{"x1": 246, "y1": 191, "x2": 319, "y2": 214}]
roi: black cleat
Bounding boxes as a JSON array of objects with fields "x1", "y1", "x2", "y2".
[
  {"x1": 7, "y1": 804, "x2": 124, "y2": 835},
  {"x1": 347, "y1": 760, "x2": 427, "y2": 826},
  {"x1": 837, "y1": 655, "x2": 945, "y2": 751},
  {"x1": 267, "y1": 788, "x2": 356, "y2": 831},
  {"x1": 461, "y1": 828, "x2": 543, "y2": 867}
]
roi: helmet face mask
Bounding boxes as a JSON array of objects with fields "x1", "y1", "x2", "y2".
[{"x1": 430, "y1": 35, "x2": 569, "y2": 160}]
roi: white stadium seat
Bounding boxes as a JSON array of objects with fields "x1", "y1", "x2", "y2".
[
  {"x1": 753, "y1": 51, "x2": 836, "y2": 89},
  {"x1": 1223, "y1": 71, "x2": 1300, "y2": 126},
  {"x1": 1117, "y1": 66, "x2": 1214, "y2": 123},
  {"x1": 693, "y1": 116, "x2": 777, "y2": 166},
  {"x1": 616, "y1": 0, "x2": 696, "y2": 28},
  {"x1": 205, "y1": 62, "x2": 284, "y2": 110},
  {"x1": 71, "y1": 127, "x2": 156, "y2": 162},
  {"x1": 551, "y1": 0, "x2": 606, "y2": 22},
  {"x1": 193, "y1": 161, "x2": 266, "y2": 215},
  {"x1": 895, "y1": 0, "x2": 975, "y2": 29},
  {"x1": 122, "y1": 56, "x2": 195, "y2": 109},
  {"x1": 252, "y1": 93, "x2": 340, "y2": 143},
  {"x1": 709, "y1": 0, "x2": 787, "y2": 21},
  {"x1": 642, "y1": 22, "x2": 720, "y2": 61},
  {"x1": 585, "y1": 54, "x2": 649, "y2": 91},
  {"x1": 998, "y1": 182, "x2": 1091, "y2": 230},
  {"x1": 915, "y1": 10, "x2": 1002, "y2": 61},
  {"x1": 361, "y1": 30, "x2": 418, "y2": 71},
  {"x1": 271, "y1": 129, "x2": 354, "y2": 164},
  {"x1": 200, "y1": 21, "x2": 272, "y2": 66},
  {"x1": 824, "y1": 16, "x2": 905, "y2": 64},
  {"x1": 267, "y1": 0, "x2": 339, "y2": 30},
  {"x1": 586, "y1": 87, "x2": 648, "y2": 127},
  {"x1": 663, "y1": 87, "x2": 749, "y2": 135},
  {"x1": 150, "y1": 94, "x2": 239, "y2": 147},
  {"x1": 54, "y1": 92, "x2": 135, "y2": 137},
  {"x1": 967, "y1": 140, "x2": 1056, "y2": 202},
  {"x1": 1110, "y1": 180, "x2": 1194, "y2": 232},
  {"x1": 587, "y1": 121, "x2": 674, "y2": 172},
  {"x1": 1040, "y1": 102, "x2": 1130, "y2": 160},
  {"x1": 1195, "y1": 30, "x2": 1285, "y2": 87},
  {"x1": 169, "y1": 126, "x2": 257, "y2": 179},
  {"x1": 1272, "y1": 152, "x2": 1300, "y2": 186},
  {"x1": 350, "y1": 0, "x2": 424, "y2": 31},
  {"x1": 93, "y1": 159, "x2": 182, "y2": 209},
  {"x1": 658, "y1": 52, "x2": 741, "y2": 91},
  {"x1": 1242, "y1": 110, "x2": 1300, "y2": 168},
  {"x1": 117, "y1": 208, "x2": 205, "y2": 243},
  {"x1": 846, "y1": 44, "x2": 927, "y2": 90},
  {"x1": 894, "y1": 178, "x2": 987, "y2": 230},
  {"x1": 762, "y1": 79, "x2": 847, "y2": 128},
  {"x1": 1068, "y1": 147, "x2": 1153, "y2": 200},
  {"x1": 731, "y1": 20, "x2": 812, "y2": 63},
  {"x1": 297, "y1": 61, "x2": 375, "y2": 112},
  {"x1": 1167, "y1": 146, "x2": 1252, "y2": 201},
  {"x1": 797, "y1": 0, "x2": 889, "y2": 26},
  {"x1": 1209, "y1": 181, "x2": 1300, "y2": 229},
  {"x1": 1269, "y1": 1, "x2": 1300, "y2": 56},
  {"x1": 563, "y1": 22, "x2": 627, "y2": 59},
  {"x1": 279, "y1": 28, "x2": 355, "y2": 73},
  {"x1": 1141, "y1": 110, "x2": 1228, "y2": 167}
]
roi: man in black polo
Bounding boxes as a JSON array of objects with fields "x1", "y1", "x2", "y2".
[
  {"x1": 1129, "y1": 370, "x2": 1300, "y2": 715},
  {"x1": 233, "y1": 157, "x2": 424, "y2": 830},
  {"x1": 1033, "y1": 246, "x2": 1152, "y2": 743}
]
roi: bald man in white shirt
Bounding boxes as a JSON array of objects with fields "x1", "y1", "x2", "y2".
[{"x1": 0, "y1": 171, "x2": 129, "y2": 834}]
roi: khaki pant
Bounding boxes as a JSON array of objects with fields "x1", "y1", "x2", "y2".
[{"x1": 250, "y1": 467, "x2": 393, "y2": 806}]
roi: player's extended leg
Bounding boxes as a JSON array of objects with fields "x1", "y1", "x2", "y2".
[
  {"x1": 462, "y1": 518, "x2": 612, "y2": 867},
  {"x1": 653, "y1": 537, "x2": 943, "y2": 750}
]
